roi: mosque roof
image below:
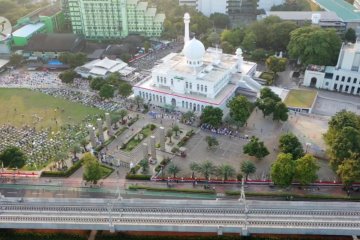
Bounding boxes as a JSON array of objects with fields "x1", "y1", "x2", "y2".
[{"x1": 183, "y1": 38, "x2": 205, "y2": 61}]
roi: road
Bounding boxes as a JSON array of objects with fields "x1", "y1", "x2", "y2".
[{"x1": 0, "y1": 197, "x2": 360, "y2": 237}]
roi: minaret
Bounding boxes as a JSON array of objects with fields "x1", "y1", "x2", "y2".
[{"x1": 184, "y1": 13, "x2": 190, "y2": 45}]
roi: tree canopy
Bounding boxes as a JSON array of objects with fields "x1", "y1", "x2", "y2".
[
  {"x1": 295, "y1": 154, "x2": 319, "y2": 185},
  {"x1": 99, "y1": 84, "x2": 115, "y2": 99},
  {"x1": 59, "y1": 70, "x2": 77, "y2": 84},
  {"x1": 82, "y1": 153, "x2": 102, "y2": 184},
  {"x1": 279, "y1": 133, "x2": 304, "y2": 160},
  {"x1": 271, "y1": 153, "x2": 296, "y2": 187},
  {"x1": 118, "y1": 82, "x2": 133, "y2": 98},
  {"x1": 200, "y1": 106, "x2": 223, "y2": 128},
  {"x1": 287, "y1": 26, "x2": 341, "y2": 66},
  {"x1": 241, "y1": 160, "x2": 256, "y2": 180},
  {"x1": 345, "y1": 28, "x2": 357, "y2": 43},
  {"x1": 256, "y1": 87, "x2": 288, "y2": 122},
  {"x1": 266, "y1": 56, "x2": 287, "y2": 75},
  {"x1": 58, "y1": 52, "x2": 87, "y2": 68},
  {"x1": 0, "y1": 146, "x2": 27, "y2": 168},
  {"x1": 243, "y1": 136, "x2": 269, "y2": 160},
  {"x1": 227, "y1": 95, "x2": 253, "y2": 127}
]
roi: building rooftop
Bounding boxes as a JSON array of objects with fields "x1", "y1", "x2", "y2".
[
  {"x1": 268, "y1": 11, "x2": 341, "y2": 22},
  {"x1": 146, "y1": 8, "x2": 157, "y2": 17},
  {"x1": 12, "y1": 23, "x2": 45, "y2": 38},
  {"x1": 315, "y1": 0, "x2": 360, "y2": 22},
  {"x1": 306, "y1": 65, "x2": 326, "y2": 72},
  {"x1": 154, "y1": 13, "x2": 166, "y2": 22},
  {"x1": 127, "y1": 0, "x2": 138, "y2": 5},
  {"x1": 23, "y1": 4, "x2": 61, "y2": 18},
  {"x1": 284, "y1": 89, "x2": 318, "y2": 109},
  {"x1": 24, "y1": 33, "x2": 85, "y2": 52},
  {"x1": 137, "y1": 2, "x2": 148, "y2": 11}
]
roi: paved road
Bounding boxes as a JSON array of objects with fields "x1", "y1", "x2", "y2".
[{"x1": 1, "y1": 197, "x2": 360, "y2": 236}]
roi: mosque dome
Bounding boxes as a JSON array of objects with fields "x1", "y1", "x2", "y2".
[{"x1": 183, "y1": 38, "x2": 205, "y2": 62}]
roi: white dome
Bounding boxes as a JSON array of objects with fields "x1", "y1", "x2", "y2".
[{"x1": 183, "y1": 38, "x2": 205, "y2": 61}]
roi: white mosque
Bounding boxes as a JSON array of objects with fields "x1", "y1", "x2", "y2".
[{"x1": 133, "y1": 13, "x2": 261, "y2": 113}]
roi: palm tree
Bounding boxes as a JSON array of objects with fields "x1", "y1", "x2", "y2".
[
  {"x1": 190, "y1": 161, "x2": 216, "y2": 180},
  {"x1": 70, "y1": 144, "x2": 81, "y2": 159},
  {"x1": 217, "y1": 164, "x2": 236, "y2": 181},
  {"x1": 118, "y1": 109, "x2": 128, "y2": 122},
  {"x1": 80, "y1": 138, "x2": 88, "y2": 152},
  {"x1": 182, "y1": 111, "x2": 195, "y2": 123},
  {"x1": 241, "y1": 160, "x2": 256, "y2": 181},
  {"x1": 172, "y1": 125, "x2": 180, "y2": 137},
  {"x1": 167, "y1": 163, "x2": 181, "y2": 178},
  {"x1": 166, "y1": 129, "x2": 173, "y2": 143},
  {"x1": 134, "y1": 95, "x2": 144, "y2": 109}
]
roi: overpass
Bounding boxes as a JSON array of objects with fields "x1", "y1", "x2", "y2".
[{"x1": 0, "y1": 197, "x2": 360, "y2": 237}]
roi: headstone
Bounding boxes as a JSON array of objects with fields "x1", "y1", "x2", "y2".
[
  {"x1": 88, "y1": 124, "x2": 97, "y2": 148},
  {"x1": 97, "y1": 118, "x2": 105, "y2": 143},
  {"x1": 159, "y1": 126, "x2": 165, "y2": 151},
  {"x1": 150, "y1": 135, "x2": 156, "y2": 160},
  {"x1": 143, "y1": 143, "x2": 148, "y2": 159},
  {"x1": 105, "y1": 113, "x2": 113, "y2": 136}
]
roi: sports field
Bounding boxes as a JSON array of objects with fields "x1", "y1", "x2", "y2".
[{"x1": 0, "y1": 88, "x2": 103, "y2": 130}]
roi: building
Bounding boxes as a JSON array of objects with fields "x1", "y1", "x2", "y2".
[
  {"x1": 266, "y1": 11, "x2": 346, "y2": 34},
  {"x1": 303, "y1": 41, "x2": 360, "y2": 96},
  {"x1": 258, "y1": 0, "x2": 284, "y2": 11},
  {"x1": 133, "y1": 13, "x2": 260, "y2": 113},
  {"x1": 314, "y1": 0, "x2": 360, "y2": 33},
  {"x1": 22, "y1": 33, "x2": 85, "y2": 60},
  {"x1": 355, "y1": 0, "x2": 360, "y2": 10},
  {"x1": 62, "y1": 0, "x2": 165, "y2": 40},
  {"x1": 15, "y1": 4, "x2": 65, "y2": 33},
  {"x1": 12, "y1": 23, "x2": 46, "y2": 47},
  {"x1": 75, "y1": 57, "x2": 135, "y2": 78}
]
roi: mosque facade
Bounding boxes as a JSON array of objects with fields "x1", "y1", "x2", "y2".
[{"x1": 133, "y1": 13, "x2": 259, "y2": 113}]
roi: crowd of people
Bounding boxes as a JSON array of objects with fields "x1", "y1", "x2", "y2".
[
  {"x1": 200, "y1": 123, "x2": 249, "y2": 139},
  {"x1": 0, "y1": 70, "x2": 62, "y2": 88}
]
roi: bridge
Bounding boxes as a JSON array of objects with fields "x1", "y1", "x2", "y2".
[{"x1": 0, "y1": 197, "x2": 360, "y2": 237}]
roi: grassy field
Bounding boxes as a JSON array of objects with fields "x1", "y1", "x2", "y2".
[
  {"x1": 0, "y1": 88, "x2": 103, "y2": 130},
  {"x1": 284, "y1": 89, "x2": 317, "y2": 108}
]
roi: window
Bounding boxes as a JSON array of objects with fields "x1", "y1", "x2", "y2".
[
  {"x1": 186, "y1": 82, "x2": 188, "y2": 88},
  {"x1": 325, "y1": 82, "x2": 329, "y2": 86},
  {"x1": 348, "y1": 77, "x2": 351, "y2": 83},
  {"x1": 334, "y1": 83, "x2": 337, "y2": 90},
  {"x1": 201, "y1": 85, "x2": 203, "y2": 91},
  {"x1": 205, "y1": 86, "x2": 207, "y2": 92},
  {"x1": 171, "y1": 79, "x2": 173, "y2": 85},
  {"x1": 186, "y1": 102, "x2": 188, "y2": 108},
  {"x1": 182, "y1": 101, "x2": 184, "y2": 108},
  {"x1": 197, "y1": 84, "x2": 199, "y2": 91},
  {"x1": 345, "y1": 85, "x2": 349, "y2": 92},
  {"x1": 342, "y1": 76, "x2": 345, "y2": 82},
  {"x1": 354, "y1": 78, "x2": 357, "y2": 84},
  {"x1": 189, "y1": 83, "x2": 192, "y2": 89}
]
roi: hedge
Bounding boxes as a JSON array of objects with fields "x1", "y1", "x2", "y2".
[
  {"x1": 41, "y1": 160, "x2": 83, "y2": 178},
  {"x1": 128, "y1": 185, "x2": 215, "y2": 194},
  {"x1": 126, "y1": 174, "x2": 151, "y2": 180}
]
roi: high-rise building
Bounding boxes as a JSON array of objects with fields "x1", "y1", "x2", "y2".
[{"x1": 61, "y1": 0, "x2": 165, "y2": 40}]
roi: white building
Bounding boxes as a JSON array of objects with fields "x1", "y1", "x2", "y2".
[
  {"x1": 133, "y1": 13, "x2": 260, "y2": 113},
  {"x1": 304, "y1": 41, "x2": 360, "y2": 95}
]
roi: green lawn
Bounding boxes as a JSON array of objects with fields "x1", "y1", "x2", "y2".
[
  {"x1": 284, "y1": 89, "x2": 317, "y2": 108},
  {"x1": 100, "y1": 164, "x2": 114, "y2": 179},
  {"x1": 0, "y1": 88, "x2": 103, "y2": 130}
]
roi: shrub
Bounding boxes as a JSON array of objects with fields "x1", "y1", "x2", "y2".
[
  {"x1": 129, "y1": 164, "x2": 141, "y2": 174},
  {"x1": 128, "y1": 185, "x2": 214, "y2": 194},
  {"x1": 125, "y1": 174, "x2": 151, "y2": 180},
  {"x1": 171, "y1": 146, "x2": 179, "y2": 153},
  {"x1": 41, "y1": 160, "x2": 83, "y2": 178}
]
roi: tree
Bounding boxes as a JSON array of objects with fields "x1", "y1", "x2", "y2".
[
  {"x1": 271, "y1": 0, "x2": 312, "y2": 11},
  {"x1": 118, "y1": 109, "x2": 128, "y2": 122},
  {"x1": 59, "y1": 70, "x2": 77, "y2": 84},
  {"x1": 166, "y1": 129, "x2": 173, "y2": 144},
  {"x1": 207, "y1": 31, "x2": 220, "y2": 47},
  {"x1": 242, "y1": 31, "x2": 256, "y2": 52},
  {"x1": 134, "y1": 95, "x2": 144, "y2": 109},
  {"x1": 243, "y1": 136, "x2": 269, "y2": 160},
  {"x1": 99, "y1": 84, "x2": 115, "y2": 99},
  {"x1": 345, "y1": 28, "x2": 356, "y2": 43},
  {"x1": 256, "y1": 87, "x2": 282, "y2": 118},
  {"x1": 273, "y1": 102, "x2": 289, "y2": 122},
  {"x1": 337, "y1": 157, "x2": 360, "y2": 187},
  {"x1": 265, "y1": 56, "x2": 287, "y2": 76},
  {"x1": 220, "y1": 41, "x2": 235, "y2": 54},
  {"x1": 271, "y1": 153, "x2": 296, "y2": 187},
  {"x1": 168, "y1": 163, "x2": 181, "y2": 178},
  {"x1": 182, "y1": 111, "x2": 195, "y2": 123},
  {"x1": 82, "y1": 153, "x2": 102, "y2": 184},
  {"x1": 295, "y1": 154, "x2": 319, "y2": 185},
  {"x1": 217, "y1": 164, "x2": 235, "y2": 181},
  {"x1": 172, "y1": 125, "x2": 180, "y2": 137},
  {"x1": 59, "y1": 52, "x2": 87, "y2": 68},
  {"x1": 287, "y1": 26, "x2": 341, "y2": 66},
  {"x1": 190, "y1": 161, "x2": 217, "y2": 180},
  {"x1": 118, "y1": 82, "x2": 133, "y2": 98},
  {"x1": 70, "y1": 144, "x2": 81, "y2": 159},
  {"x1": 210, "y1": 13, "x2": 230, "y2": 29},
  {"x1": 144, "y1": 41, "x2": 151, "y2": 53},
  {"x1": 279, "y1": 133, "x2": 304, "y2": 160},
  {"x1": 241, "y1": 160, "x2": 256, "y2": 180},
  {"x1": 139, "y1": 159, "x2": 149, "y2": 174},
  {"x1": 9, "y1": 53, "x2": 23, "y2": 67},
  {"x1": 200, "y1": 106, "x2": 223, "y2": 128},
  {"x1": 0, "y1": 146, "x2": 27, "y2": 168},
  {"x1": 227, "y1": 95, "x2": 252, "y2": 127},
  {"x1": 90, "y1": 77, "x2": 105, "y2": 90},
  {"x1": 80, "y1": 138, "x2": 88, "y2": 152},
  {"x1": 55, "y1": 151, "x2": 68, "y2": 169},
  {"x1": 251, "y1": 48, "x2": 267, "y2": 62},
  {"x1": 205, "y1": 136, "x2": 219, "y2": 149},
  {"x1": 269, "y1": 21, "x2": 298, "y2": 51}
]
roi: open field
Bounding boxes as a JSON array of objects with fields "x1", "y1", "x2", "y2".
[
  {"x1": 0, "y1": 88, "x2": 103, "y2": 130},
  {"x1": 284, "y1": 89, "x2": 317, "y2": 108}
]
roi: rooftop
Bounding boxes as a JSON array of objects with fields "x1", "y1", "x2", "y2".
[
  {"x1": 24, "y1": 33, "x2": 85, "y2": 52},
  {"x1": 284, "y1": 89, "x2": 318, "y2": 109},
  {"x1": 137, "y1": 2, "x2": 148, "y2": 11},
  {"x1": 12, "y1": 23, "x2": 45, "y2": 38},
  {"x1": 315, "y1": 0, "x2": 360, "y2": 22},
  {"x1": 154, "y1": 13, "x2": 166, "y2": 22},
  {"x1": 146, "y1": 8, "x2": 157, "y2": 17},
  {"x1": 268, "y1": 11, "x2": 341, "y2": 22}
]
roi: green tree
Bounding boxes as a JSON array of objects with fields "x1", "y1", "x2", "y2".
[
  {"x1": 54, "y1": 151, "x2": 68, "y2": 170},
  {"x1": 59, "y1": 70, "x2": 77, "y2": 84},
  {"x1": 166, "y1": 129, "x2": 173, "y2": 144},
  {"x1": 59, "y1": 52, "x2": 87, "y2": 68},
  {"x1": 139, "y1": 159, "x2": 149, "y2": 174},
  {"x1": 207, "y1": 31, "x2": 220, "y2": 47},
  {"x1": 118, "y1": 82, "x2": 133, "y2": 98},
  {"x1": 337, "y1": 157, "x2": 360, "y2": 186},
  {"x1": 345, "y1": 28, "x2": 356, "y2": 43},
  {"x1": 269, "y1": 21, "x2": 298, "y2": 51},
  {"x1": 251, "y1": 48, "x2": 267, "y2": 62},
  {"x1": 210, "y1": 13, "x2": 230, "y2": 29},
  {"x1": 256, "y1": 87, "x2": 282, "y2": 118},
  {"x1": 243, "y1": 136, "x2": 270, "y2": 160},
  {"x1": 118, "y1": 109, "x2": 128, "y2": 122},
  {"x1": 271, "y1": 153, "x2": 296, "y2": 187},
  {"x1": 181, "y1": 111, "x2": 195, "y2": 123},
  {"x1": 172, "y1": 125, "x2": 180, "y2": 137},
  {"x1": 167, "y1": 163, "x2": 181, "y2": 178},
  {"x1": 200, "y1": 106, "x2": 223, "y2": 128},
  {"x1": 273, "y1": 102, "x2": 289, "y2": 122},
  {"x1": 99, "y1": 84, "x2": 115, "y2": 99},
  {"x1": 265, "y1": 56, "x2": 287, "y2": 76},
  {"x1": 9, "y1": 53, "x2": 23, "y2": 67},
  {"x1": 240, "y1": 160, "x2": 256, "y2": 181},
  {"x1": 90, "y1": 77, "x2": 105, "y2": 90},
  {"x1": 217, "y1": 164, "x2": 236, "y2": 181},
  {"x1": 190, "y1": 161, "x2": 217, "y2": 180},
  {"x1": 0, "y1": 146, "x2": 27, "y2": 168},
  {"x1": 82, "y1": 153, "x2": 102, "y2": 184},
  {"x1": 221, "y1": 28, "x2": 245, "y2": 47},
  {"x1": 271, "y1": 0, "x2": 312, "y2": 11},
  {"x1": 242, "y1": 31, "x2": 256, "y2": 52},
  {"x1": 80, "y1": 138, "x2": 88, "y2": 152},
  {"x1": 279, "y1": 133, "x2": 304, "y2": 160},
  {"x1": 220, "y1": 41, "x2": 235, "y2": 54},
  {"x1": 70, "y1": 144, "x2": 81, "y2": 159},
  {"x1": 288, "y1": 26, "x2": 341, "y2": 66},
  {"x1": 205, "y1": 136, "x2": 219, "y2": 149},
  {"x1": 227, "y1": 95, "x2": 252, "y2": 127},
  {"x1": 144, "y1": 41, "x2": 151, "y2": 53},
  {"x1": 134, "y1": 95, "x2": 144, "y2": 109},
  {"x1": 295, "y1": 154, "x2": 319, "y2": 185}
]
